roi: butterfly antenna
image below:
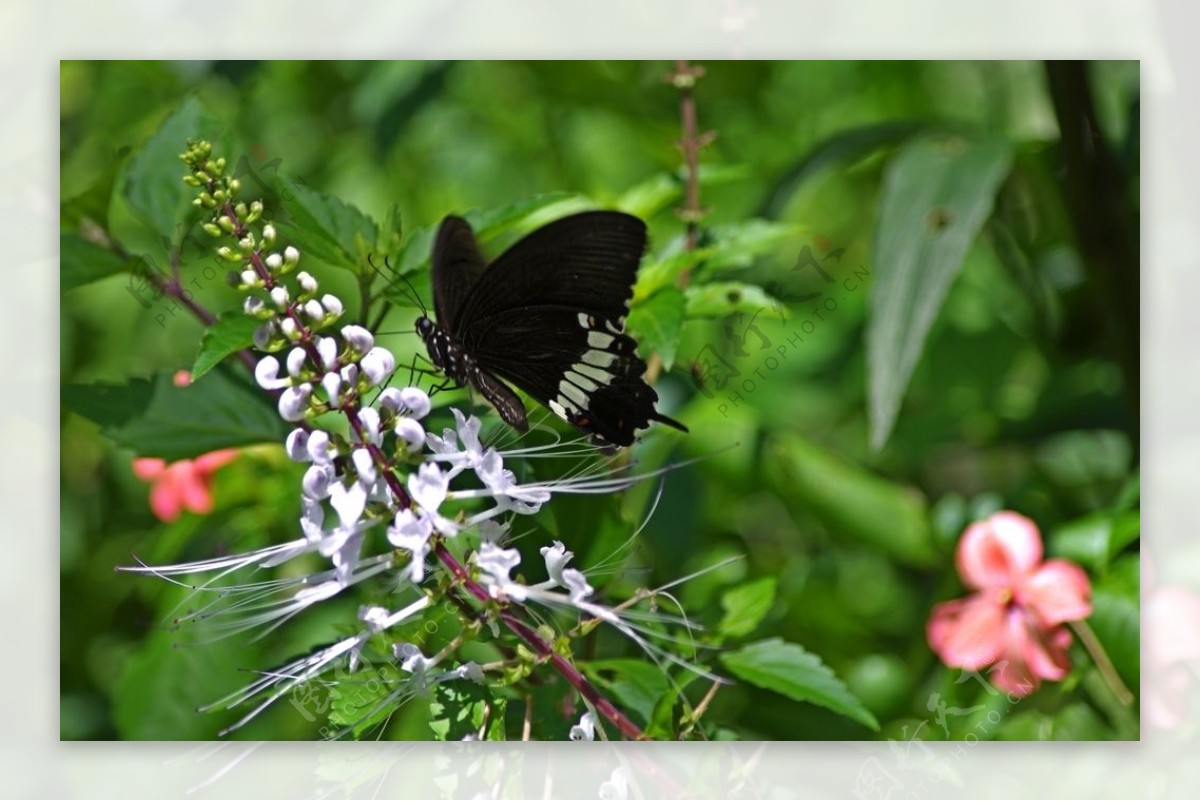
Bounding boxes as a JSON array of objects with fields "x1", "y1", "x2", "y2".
[
  {"x1": 385, "y1": 255, "x2": 429, "y2": 317},
  {"x1": 366, "y1": 253, "x2": 424, "y2": 313}
]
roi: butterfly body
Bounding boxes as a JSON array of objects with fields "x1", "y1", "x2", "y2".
[{"x1": 419, "y1": 211, "x2": 687, "y2": 447}]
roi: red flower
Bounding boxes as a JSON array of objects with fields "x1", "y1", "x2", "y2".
[
  {"x1": 926, "y1": 511, "x2": 1092, "y2": 696},
  {"x1": 132, "y1": 450, "x2": 238, "y2": 523}
]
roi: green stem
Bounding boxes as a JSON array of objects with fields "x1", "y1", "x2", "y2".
[{"x1": 1070, "y1": 619, "x2": 1133, "y2": 707}]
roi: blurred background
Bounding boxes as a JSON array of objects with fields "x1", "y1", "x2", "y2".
[{"x1": 60, "y1": 60, "x2": 1140, "y2": 740}]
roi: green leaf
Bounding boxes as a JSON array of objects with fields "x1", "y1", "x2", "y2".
[
  {"x1": 122, "y1": 96, "x2": 221, "y2": 243},
  {"x1": 583, "y1": 659, "x2": 671, "y2": 724},
  {"x1": 62, "y1": 369, "x2": 288, "y2": 460},
  {"x1": 464, "y1": 192, "x2": 590, "y2": 244},
  {"x1": 867, "y1": 135, "x2": 1013, "y2": 449},
  {"x1": 635, "y1": 220, "x2": 802, "y2": 301},
  {"x1": 192, "y1": 312, "x2": 260, "y2": 380},
  {"x1": 721, "y1": 638, "x2": 879, "y2": 731},
  {"x1": 427, "y1": 680, "x2": 506, "y2": 741},
  {"x1": 616, "y1": 166, "x2": 749, "y2": 220},
  {"x1": 60, "y1": 232, "x2": 139, "y2": 292},
  {"x1": 765, "y1": 434, "x2": 936, "y2": 566},
  {"x1": 627, "y1": 286, "x2": 686, "y2": 369},
  {"x1": 328, "y1": 662, "x2": 406, "y2": 738},
  {"x1": 718, "y1": 577, "x2": 777, "y2": 639},
  {"x1": 1049, "y1": 510, "x2": 1140, "y2": 574},
  {"x1": 685, "y1": 281, "x2": 786, "y2": 320},
  {"x1": 279, "y1": 180, "x2": 380, "y2": 273},
  {"x1": 1090, "y1": 589, "x2": 1140, "y2": 691}
]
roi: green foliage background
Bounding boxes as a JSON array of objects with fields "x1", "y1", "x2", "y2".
[{"x1": 60, "y1": 60, "x2": 1139, "y2": 741}]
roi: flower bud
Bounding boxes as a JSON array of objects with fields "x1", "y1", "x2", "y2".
[
  {"x1": 341, "y1": 325, "x2": 374, "y2": 353},
  {"x1": 286, "y1": 346, "x2": 307, "y2": 377},
  {"x1": 262, "y1": 224, "x2": 277, "y2": 245},
  {"x1": 297, "y1": 271, "x2": 318, "y2": 294},
  {"x1": 247, "y1": 200, "x2": 263, "y2": 222},
  {"x1": 265, "y1": 252, "x2": 283, "y2": 271},
  {"x1": 321, "y1": 372, "x2": 343, "y2": 409},
  {"x1": 285, "y1": 429, "x2": 310, "y2": 462},
  {"x1": 280, "y1": 317, "x2": 300, "y2": 341},
  {"x1": 284, "y1": 246, "x2": 300, "y2": 264},
  {"x1": 321, "y1": 294, "x2": 343, "y2": 318},
  {"x1": 360, "y1": 347, "x2": 396, "y2": 387},
  {"x1": 269, "y1": 286, "x2": 290, "y2": 310},
  {"x1": 315, "y1": 336, "x2": 338, "y2": 370},
  {"x1": 202, "y1": 222, "x2": 222, "y2": 238},
  {"x1": 303, "y1": 299, "x2": 324, "y2": 321},
  {"x1": 278, "y1": 383, "x2": 313, "y2": 422}
]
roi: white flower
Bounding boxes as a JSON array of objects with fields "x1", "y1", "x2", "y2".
[
  {"x1": 284, "y1": 245, "x2": 300, "y2": 264},
  {"x1": 280, "y1": 317, "x2": 299, "y2": 340},
  {"x1": 360, "y1": 347, "x2": 396, "y2": 386},
  {"x1": 278, "y1": 383, "x2": 312, "y2": 421},
  {"x1": 379, "y1": 386, "x2": 431, "y2": 420},
  {"x1": 477, "y1": 542, "x2": 527, "y2": 601},
  {"x1": 285, "y1": 346, "x2": 307, "y2": 377},
  {"x1": 316, "y1": 336, "x2": 338, "y2": 370},
  {"x1": 562, "y1": 568, "x2": 594, "y2": 605},
  {"x1": 477, "y1": 449, "x2": 551, "y2": 513},
  {"x1": 285, "y1": 429, "x2": 309, "y2": 462},
  {"x1": 341, "y1": 324, "x2": 374, "y2": 353},
  {"x1": 329, "y1": 480, "x2": 368, "y2": 528},
  {"x1": 321, "y1": 372, "x2": 342, "y2": 409},
  {"x1": 359, "y1": 604, "x2": 390, "y2": 633},
  {"x1": 351, "y1": 447, "x2": 377, "y2": 487},
  {"x1": 297, "y1": 270, "x2": 317, "y2": 294},
  {"x1": 540, "y1": 541, "x2": 574, "y2": 587},
  {"x1": 478, "y1": 519, "x2": 509, "y2": 545},
  {"x1": 426, "y1": 408, "x2": 484, "y2": 465},
  {"x1": 300, "y1": 495, "x2": 325, "y2": 542},
  {"x1": 254, "y1": 355, "x2": 290, "y2": 390},
  {"x1": 265, "y1": 252, "x2": 283, "y2": 270},
  {"x1": 569, "y1": 711, "x2": 596, "y2": 742},
  {"x1": 456, "y1": 662, "x2": 485, "y2": 683},
  {"x1": 409, "y1": 463, "x2": 449, "y2": 512},
  {"x1": 388, "y1": 508, "x2": 433, "y2": 582},
  {"x1": 395, "y1": 643, "x2": 433, "y2": 693}
]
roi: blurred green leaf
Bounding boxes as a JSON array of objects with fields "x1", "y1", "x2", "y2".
[
  {"x1": 997, "y1": 703, "x2": 1110, "y2": 741},
  {"x1": 617, "y1": 165, "x2": 749, "y2": 219},
  {"x1": 329, "y1": 662, "x2": 405, "y2": 738},
  {"x1": 718, "y1": 577, "x2": 777, "y2": 639},
  {"x1": 464, "y1": 192, "x2": 587, "y2": 245},
  {"x1": 685, "y1": 281, "x2": 785, "y2": 320},
  {"x1": 122, "y1": 96, "x2": 220, "y2": 243},
  {"x1": 63, "y1": 369, "x2": 287, "y2": 460},
  {"x1": 191, "y1": 312, "x2": 259, "y2": 380},
  {"x1": 721, "y1": 638, "x2": 879, "y2": 730},
  {"x1": 1049, "y1": 510, "x2": 1140, "y2": 574},
  {"x1": 867, "y1": 136, "x2": 1013, "y2": 450},
  {"x1": 1090, "y1": 588, "x2": 1139, "y2": 690},
  {"x1": 584, "y1": 659, "x2": 671, "y2": 724},
  {"x1": 279, "y1": 180, "x2": 380, "y2": 273},
  {"x1": 61, "y1": 232, "x2": 139, "y2": 292},
  {"x1": 627, "y1": 286, "x2": 686, "y2": 369},
  {"x1": 766, "y1": 434, "x2": 937, "y2": 567}
]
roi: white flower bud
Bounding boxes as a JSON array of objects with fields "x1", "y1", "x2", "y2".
[
  {"x1": 262, "y1": 223, "x2": 277, "y2": 243},
  {"x1": 286, "y1": 347, "x2": 307, "y2": 377},
  {"x1": 280, "y1": 317, "x2": 299, "y2": 340},
  {"x1": 341, "y1": 324, "x2": 373, "y2": 353},
  {"x1": 265, "y1": 252, "x2": 283, "y2": 270},
  {"x1": 322, "y1": 372, "x2": 343, "y2": 408},
  {"x1": 394, "y1": 416, "x2": 425, "y2": 449},
  {"x1": 360, "y1": 347, "x2": 396, "y2": 387},
  {"x1": 302, "y1": 462, "x2": 335, "y2": 500},
  {"x1": 270, "y1": 286, "x2": 290, "y2": 309},
  {"x1": 297, "y1": 271, "x2": 318, "y2": 294},
  {"x1": 306, "y1": 429, "x2": 333, "y2": 464},
  {"x1": 316, "y1": 336, "x2": 338, "y2": 370},
  {"x1": 304, "y1": 299, "x2": 324, "y2": 321},
  {"x1": 278, "y1": 383, "x2": 312, "y2": 421},
  {"x1": 240, "y1": 268, "x2": 259, "y2": 287},
  {"x1": 400, "y1": 387, "x2": 431, "y2": 420},
  {"x1": 285, "y1": 429, "x2": 310, "y2": 462},
  {"x1": 284, "y1": 245, "x2": 300, "y2": 264},
  {"x1": 321, "y1": 294, "x2": 343, "y2": 318},
  {"x1": 253, "y1": 321, "x2": 275, "y2": 350},
  {"x1": 351, "y1": 447, "x2": 376, "y2": 486}
]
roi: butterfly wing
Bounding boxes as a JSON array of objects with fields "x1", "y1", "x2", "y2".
[
  {"x1": 431, "y1": 215, "x2": 489, "y2": 330},
  {"x1": 450, "y1": 211, "x2": 684, "y2": 446}
]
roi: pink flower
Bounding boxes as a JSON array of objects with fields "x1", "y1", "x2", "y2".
[
  {"x1": 926, "y1": 511, "x2": 1092, "y2": 696},
  {"x1": 132, "y1": 450, "x2": 238, "y2": 523}
]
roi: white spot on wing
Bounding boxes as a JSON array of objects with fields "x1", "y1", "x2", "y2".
[
  {"x1": 572, "y1": 363, "x2": 612, "y2": 384},
  {"x1": 587, "y1": 331, "x2": 614, "y2": 348},
  {"x1": 565, "y1": 371, "x2": 598, "y2": 392},
  {"x1": 577, "y1": 313, "x2": 590, "y2": 328},
  {"x1": 549, "y1": 400, "x2": 570, "y2": 420},
  {"x1": 558, "y1": 380, "x2": 588, "y2": 407},
  {"x1": 582, "y1": 349, "x2": 617, "y2": 368}
]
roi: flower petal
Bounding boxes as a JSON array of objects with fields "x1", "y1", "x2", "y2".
[
  {"x1": 148, "y1": 474, "x2": 184, "y2": 522},
  {"x1": 132, "y1": 457, "x2": 166, "y2": 480},
  {"x1": 956, "y1": 511, "x2": 1043, "y2": 590},
  {"x1": 927, "y1": 594, "x2": 1007, "y2": 670},
  {"x1": 1019, "y1": 559, "x2": 1092, "y2": 626},
  {"x1": 194, "y1": 449, "x2": 238, "y2": 474}
]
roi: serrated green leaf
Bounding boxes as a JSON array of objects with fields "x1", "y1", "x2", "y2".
[
  {"x1": 718, "y1": 577, "x2": 777, "y2": 639},
  {"x1": 192, "y1": 312, "x2": 260, "y2": 380},
  {"x1": 685, "y1": 281, "x2": 786, "y2": 319},
  {"x1": 627, "y1": 286, "x2": 686, "y2": 369},
  {"x1": 122, "y1": 96, "x2": 221, "y2": 243},
  {"x1": 61, "y1": 232, "x2": 140, "y2": 292},
  {"x1": 279, "y1": 180, "x2": 380, "y2": 273},
  {"x1": 721, "y1": 638, "x2": 879, "y2": 730},
  {"x1": 867, "y1": 135, "x2": 1013, "y2": 450},
  {"x1": 62, "y1": 369, "x2": 288, "y2": 460}
]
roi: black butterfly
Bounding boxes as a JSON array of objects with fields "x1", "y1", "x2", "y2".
[{"x1": 414, "y1": 210, "x2": 687, "y2": 447}]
